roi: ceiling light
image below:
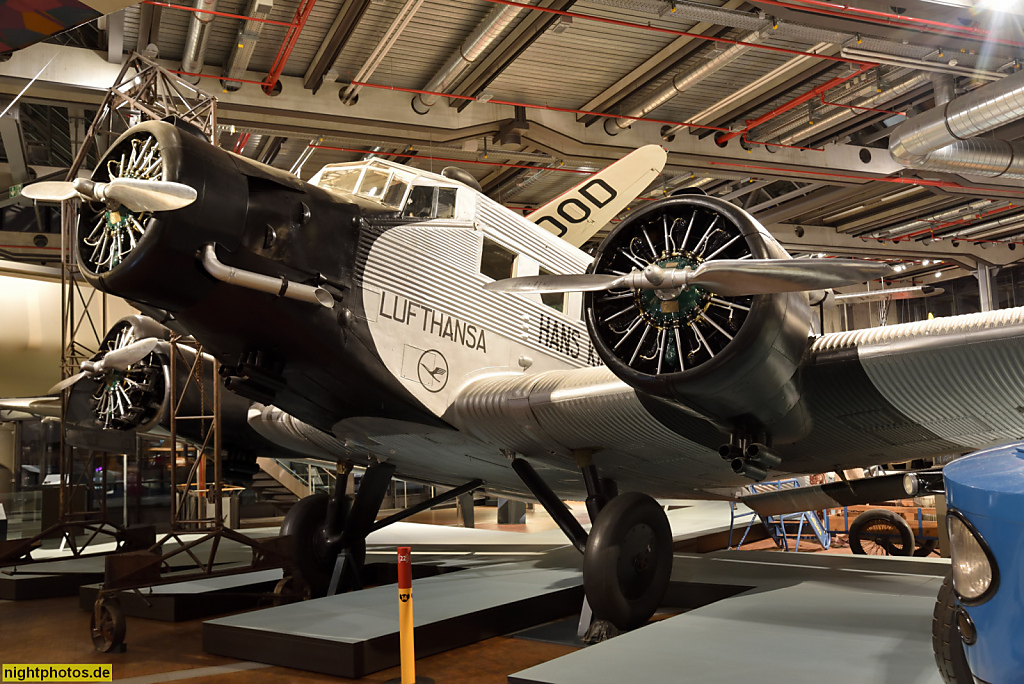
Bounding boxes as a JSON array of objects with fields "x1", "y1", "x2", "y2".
[
  {"x1": 923, "y1": 259, "x2": 931, "y2": 266},
  {"x1": 936, "y1": 271, "x2": 943, "y2": 278}
]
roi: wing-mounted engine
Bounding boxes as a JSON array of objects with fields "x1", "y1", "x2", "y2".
[{"x1": 585, "y1": 195, "x2": 814, "y2": 468}]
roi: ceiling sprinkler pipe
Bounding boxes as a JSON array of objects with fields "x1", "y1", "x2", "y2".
[
  {"x1": 412, "y1": 2, "x2": 530, "y2": 114},
  {"x1": 605, "y1": 29, "x2": 762, "y2": 135}
]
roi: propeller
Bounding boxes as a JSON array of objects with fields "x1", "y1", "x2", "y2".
[
  {"x1": 48, "y1": 338, "x2": 161, "y2": 395},
  {"x1": 484, "y1": 258, "x2": 892, "y2": 297},
  {"x1": 22, "y1": 177, "x2": 197, "y2": 213}
]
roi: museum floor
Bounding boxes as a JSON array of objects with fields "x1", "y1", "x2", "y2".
[{"x1": 0, "y1": 503, "x2": 893, "y2": 683}]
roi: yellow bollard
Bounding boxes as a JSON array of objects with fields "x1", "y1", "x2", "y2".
[{"x1": 386, "y1": 546, "x2": 433, "y2": 684}]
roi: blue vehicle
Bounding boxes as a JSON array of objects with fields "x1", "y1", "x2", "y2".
[{"x1": 934, "y1": 442, "x2": 1024, "y2": 684}]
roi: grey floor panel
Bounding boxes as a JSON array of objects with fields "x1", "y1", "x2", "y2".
[{"x1": 512, "y1": 553, "x2": 948, "y2": 684}]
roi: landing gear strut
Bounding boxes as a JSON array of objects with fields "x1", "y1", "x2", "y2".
[
  {"x1": 282, "y1": 461, "x2": 395, "y2": 597},
  {"x1": 511, "y1": 457, "x2": 672, "y2": 634}
]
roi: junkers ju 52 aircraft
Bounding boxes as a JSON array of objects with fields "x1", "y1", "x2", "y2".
[{"x1": 23, "y1": 118, "x2": 1024, "y2": 633}]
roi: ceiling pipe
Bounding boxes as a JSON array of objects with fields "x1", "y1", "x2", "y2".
[
  {"x1": 769, "y1": 71, "x2": 930, "y2": 147},
  {"x1": 890, "y1": 66, "x2": 1024, "y2": 180},
  {"x1": 263, "y1": 0, "x2": 317, "y2": 95},
  {"x1": 180, "y1": 0, "x2": 218, "y2": 83},
  {"x1": 221, "y1": 0, "x2": 274, "y2": 92},
  {"x1": 412, "y1": 1, "x2": 534, "y2": 114},
  {"x1": 841, "y1": 47, "x2": 1006, "y2": 83},
  {"x1": 867, "y1": 199, "x2": 1001, "y2": 239},
  {"x1": 930, "y1": 72, "x2": 955, "y2": 106},
  {"x1": 605, "y1": 28, "x2": 764, "y2": 136}
]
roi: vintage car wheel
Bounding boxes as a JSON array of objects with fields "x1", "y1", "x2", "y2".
[
  {"x1": 90, "y1": 597, "x2": 126, "y2": 653},
  {"x1": 933, "y1": 572, "x2": 973, "y2": 683},
  {"x1": 849, "y1": 509, "x2": 914, "y2": 556}
]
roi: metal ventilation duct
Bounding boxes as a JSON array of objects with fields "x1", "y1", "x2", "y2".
[
  {"x1": 221, "y1": 0, "x2": 274, "y2": 92},
  {"x1": 604, "y1": 28, "x2": 763, "y2": 135},
  {"x1": 890, "y1": 67, "x2": 1024, "y2": 179},
  {"x1": 181, "y1": 0, "x2": 218, "y2": 82},
  {"x1": 412, "y1": 2, "x2": 533, "y2": 114},
  {"x1": 754, "y1": 70, "x2": 927, "y2": 146}
]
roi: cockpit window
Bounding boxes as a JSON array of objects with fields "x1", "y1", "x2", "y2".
[
  {"x1": 383, "y1": 178, "x2": 409, "y2": 207},
  {"x1": 360, "y1": 168, "x2": 390, "y2": 199},
  {"x1": 402, "y1": 186, "x2": 459, "y2": 219},
  {"x1": 436, "y1": 187, "x2": 457, "y2": 219},
  {"x1": 403, "y1": 186, "x2": 435, "y2": 219},
  {"x1": 318, "y1": 168, "x2": 362, "y2": 194},
  {"x1": 539, "y1": 268, "x2": 565, "y2": 313}
]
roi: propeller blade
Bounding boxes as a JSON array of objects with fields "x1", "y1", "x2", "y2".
[
  {"x1": 72, "y1": 177, "x2": 197, "y2": 212},
  {"x1": 685, "y1": 259, "x2": 893, "y2": 296},
  {"x1": 484, "y1": 273, "x2": 625, "y2": 293},
  {"x1": 21, "y1": 181, "x2": 79, "y2": 202},
  {"x1": 48, "y1": 371, "x2": 90, "y2": 395},
  {"x1": 102, "y1": 338, "x2": 160, "y2": 371}
]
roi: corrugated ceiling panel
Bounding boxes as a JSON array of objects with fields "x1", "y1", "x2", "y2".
[{"x1": 486, "y1": 0, "x2": 718, "y2": 109}]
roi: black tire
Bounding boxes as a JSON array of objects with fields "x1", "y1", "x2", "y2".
[
  {"x1": 849, "y1": 509, "x2": 915, "y2": 556},
  {"x1": 914, "y1": 538, "x2": 939, "y2": 557},
  {"x1": 933, "y1": 572, "x2": 972, "y2": 683},
  {"x1": 90, "y1": 598, "x2": 126, "y2": 653},
  {"x1": 583, "y1": 492, "x2": 672, "y2": 632},
  {"x1": 281, "y1": 493, "x2": 335, "y2": 598}
]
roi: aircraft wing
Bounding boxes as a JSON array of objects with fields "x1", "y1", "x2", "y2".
[
  {"x1": 792, "y1": 307, "x2": 1024, "y2": 466},
  {"x1": 0, "y1": 396, "x2": 61, "y2": 420},
  {"x1": 526, "y1": 145, "x2": 667, "y2": 247},
  {"x1": 0, "y1": 1, "x2": 140, "y2": 53}
]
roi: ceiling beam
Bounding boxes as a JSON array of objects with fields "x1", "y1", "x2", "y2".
[{"x1": 303, "y1": 0, "x2": 374, "y2": 93}]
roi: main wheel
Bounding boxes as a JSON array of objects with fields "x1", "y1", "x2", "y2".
[
  {"x1": 849, "y1": 509, "x2": 914, "y2": 556},
  {"x1": 280, "y1": 493, "x2": 366, "y2": 597},
  {"x1": 90, "y1": 598, "x2": 126, "y2": 653},
  {"x1": 933, "y1": 572, "x2": 972, "y2": 683},
  {"x1": 583, "y1": 492, "x2": 672, "y2": 631}
]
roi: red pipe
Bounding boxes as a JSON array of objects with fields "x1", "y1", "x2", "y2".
[
  {"x1": 820, "y1": 94, "x2": 905, "y2": 116},
  {"x1": 232, "y1": 132, "x2": 251, "y2": 154},
  {"x1": 141, "y1": 1, "x2": 297, "y2": 27},
  {"x1": 478, "y1": 0, "x2": 874, "y2": 67},
  {"x1": 263, "y1": 0, "x2": 317, "y2": 95},
  {"x1": 751, "y1": 0, "x2": 1024, "y2": 50},
  {"x1": 717, "y1": 63, "x2": 875, "y2": 144},
  {"x1": 309, "y1": 145, "x2": 593, "y2": 173}
]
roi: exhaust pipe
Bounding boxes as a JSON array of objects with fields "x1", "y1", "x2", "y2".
[{"x1": 201, "y1": 244, "x2": 335, "y2": 308}]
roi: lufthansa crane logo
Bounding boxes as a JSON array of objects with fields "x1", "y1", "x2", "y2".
[{"x1": 417, "y1": 349, "x2": 449, "y2": 393}]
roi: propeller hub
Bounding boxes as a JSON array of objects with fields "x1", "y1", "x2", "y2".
[{"x1": 637, "y1": 254, "x2": 708, "y2": 325}]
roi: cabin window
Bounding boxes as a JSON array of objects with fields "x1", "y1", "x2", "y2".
[
  {"x1": 480, "y1": 237, "x2": 517, "y2": 281},
  {"x1": 436, "y1": 187, "x2": 457, "y2": 219},
  {"x1": 403, "y1": 186, "x2": 435, "y2": 219},
  {"x1": 539, "y1": 267, "x2": 565, "y2": 313}
]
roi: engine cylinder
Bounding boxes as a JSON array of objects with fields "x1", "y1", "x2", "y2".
[{"x1": 584, "y1": 195, "x2": 813, "y2": 442}]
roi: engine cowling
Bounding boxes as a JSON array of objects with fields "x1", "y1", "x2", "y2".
[{"x1": 584, "y1": 194, "x2": 813, "y2": 443}]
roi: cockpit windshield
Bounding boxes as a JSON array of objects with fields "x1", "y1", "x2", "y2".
[{"x1": 313, "y1": 160, "x2": 413, "y2": 210}]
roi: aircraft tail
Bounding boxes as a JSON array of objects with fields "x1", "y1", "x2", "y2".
[{"x1": 526, "y1": 145, "x2": 667, "y2": 247}]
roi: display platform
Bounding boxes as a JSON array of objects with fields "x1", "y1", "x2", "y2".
[
  {"x1": 202, "y1": 501, "x2": 743, "y2": 678},
  {"x1": 0, "y1": 527, "x2": 280, "y2": 601},
  {"x1": 511, "y1": 550, "x2": 950, "y2": 684},
  {"x1": 78, "y1": 569, "x2": 284, "y2": 621}
]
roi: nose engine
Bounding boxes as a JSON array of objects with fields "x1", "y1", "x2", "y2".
[{"x1": 585, "y1": 195, "x2": 814, "y2": 449}]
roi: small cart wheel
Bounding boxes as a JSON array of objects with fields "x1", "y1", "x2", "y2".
[
  {"x1": 271, "y1": 575, "x2": 309, "y2": 606},
  {"x1": 90, "y1": 598, "x2": 126, "y2": 653}
]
